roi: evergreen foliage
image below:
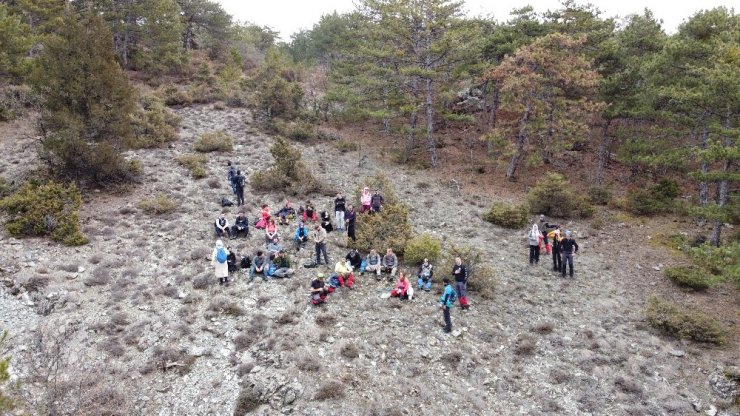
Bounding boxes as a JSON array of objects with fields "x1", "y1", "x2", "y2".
[
  {"x1": 439, "y1": 244, "x2": 497, "y2": 300},
  {"x1": 526, "y1": 173, "x2": 594, "y2": 219},
  {"x1": 646, "y1": 295, "x2": 727, "y2": 345},
  {"x1": 248, "y1": 48, "x2": 303, "y2": 119},
  {"x1": 482, "y1": 202, "x2": 530, "y2": 229},
  {"x1": 0, "y1": 181, "x2": 87, "y2": 246},
  {"x1": 129, "y1": 95, "x2": 181, "y2": 149},
  {"x1": 0, "y1": 331, "x2": 12, "y2": 412},
  {"x1": 250, "y1": 137, "x2": 324, "y2": 196},
  {"x1": 193, "y1": 131, "x2": 234, "y2": 152},
  {"x1": 176, "y1": 154, "x2": 207, "y2": 179},
  {"x1": 402, "y1": 234, "x2": 442, "y2": 265}
]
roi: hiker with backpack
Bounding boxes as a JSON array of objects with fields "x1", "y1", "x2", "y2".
[
  {"x1": 417, "y1": 258, "x2": 434, "y2": 292},
  {"x1": 227, "y1": 161, "x2": 237, "y2": 196},
  {"x1": 211, "y1": 240, "x2": 230, "y2": 286},
  {"x1": 453, "y1": 257, "x2": 470, "y2": 310},
  {"x1": 560, "y1": 230, "x2": 579, "y2": 278},
  {"x1": 439, "y1": 278, "x2": 457, "y2": 333},
  {"x1": 527, "y1": 224, "x2": 542, "y2": 265},
  {"x1": 214, "y1": 213, "x2": 231, "y2": 238},
  {"x1": 334, "y1": 192, "x2": 346, "y2": 231},
  {"x1": 231, "y1": 212, "x2": 249, "y2": 239},
  {"x1": 234, "y1": 170, "x2": 246, "y2": 206},
  {"x1": 549, "y1": 229, "x2": 562, "y2": 272},
  {"x1": 345, "y1": 204, "x2": 356, "y2": 241},
  {"x1": 294, "y1": 222, "x2": 310, "y2": 251},
  {"x1": 249, "y1": 250, "x2": 268, "y2": 282}
]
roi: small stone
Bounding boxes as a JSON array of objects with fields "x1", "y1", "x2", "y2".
[
  {"x1": 692, "y1": 401, "x2": 701, "y2": 412},
  {"x1": 452, "y1": 330, "x2": 462, "y2": 337},
  {"x1": 251, "y1": 365, "x2": 262, "y2": 373},
  {"x1": 636, "y1": 264, "x2": 642, "y2": 270},
  {"x1": 669, "y1": 349, "x2": 685, "y2": 357},
  {"x1": 653, "y1": 266, "x2": 661, "y2": 271},
  {"x1": 706, "y1": 405, "x2": 717, "y2": 416},
  {"x1": 77, "y1": 266, "x2": 85, "y2": 273}
]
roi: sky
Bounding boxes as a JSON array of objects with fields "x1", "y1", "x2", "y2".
[{"x1": 216, "y1": 0, "x2": 737, "y2": 42}]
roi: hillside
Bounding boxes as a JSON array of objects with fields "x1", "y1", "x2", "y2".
[{"x1": 0, "y1": 105, "x2": 737, "y2": 415}]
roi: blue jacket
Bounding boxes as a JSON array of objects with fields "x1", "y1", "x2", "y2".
[
  {"x1": 439, "y1": 284, "x2": 455, "y2": 308},
  {"x1": 294, "y1": 227, "x2": 309, "y2": 241}
]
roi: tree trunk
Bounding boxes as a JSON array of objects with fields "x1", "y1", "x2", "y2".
[
  {"x1": 506, "y1": 98, "x2": 531, "y2": 179},
  {"x1": 596, "y1": 119, "x2": 612, "y2": 186},
  {"x1": 486, "y1": 82, "x2": 500, "y2": 156},
  {"x1": 405, "y1": 76, "x2": 420, "y2": 160},
  {"x1": 699, "y1": 122, "x2": 709, "y2": 206},
  {"x1": 183, "y1": 21, "x2": 194, "y2": 50},
  {"x1": 710, "y1": 108, "x2": 733, "y2": 247},
  {"x1": 542, "y1": 98, "x2": 554, "y2": 164},
  {"x1": 425, "y1": 76, "x2": 437, "y2": 167}
]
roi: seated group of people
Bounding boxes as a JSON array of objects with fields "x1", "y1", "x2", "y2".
[{"x1": 214, "y1": 212, "x2": 250, "y2": 239}]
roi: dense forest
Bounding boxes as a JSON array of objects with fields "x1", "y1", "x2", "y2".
[{"x1": 0, "y1": 0, "x2": 738, "y2": 413}]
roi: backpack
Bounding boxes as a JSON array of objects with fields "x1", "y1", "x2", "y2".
[
  {"x1": 236, "y1": 176, "x2": 245, "y2": 188},
  {"x1": 216, "y1": 247, "x2": 228, "y2": 264},
  {"x1": 221, "y1": 197, "x2": 234, "y2": 207},
  {"x1": 240, "y1": 256, "x2": 251, "y2": 269}
]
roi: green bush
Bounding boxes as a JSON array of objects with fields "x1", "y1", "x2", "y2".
[
  {"x1": 272, "y1": 119, "x2": 318, "y2": 142},
  {"x1": 193, "y1": 131, "x2": 234, "y2": 153},
  {"x1": 587, "y1": 187, "x2": 611, "y2": 205},
  {"x1": 687, "y1": 242, "x2": 740, "y2": 289},
  {"x1": 526, "y1": 173, "x2": 594, "y2": 219},
  {"x1": 646, "y1": 295, "x2": 727, "y2": 345},
  {"x1": 0, "y1": 178, "x2": 10, "y2": 199},
  {"x1": 250, "y1": 137, "x2": 325, "y2": 196},
  {"x1": 664, "y1": 267, "x2": 714, "y2": 290},
  {"x1": 176, "y1": 154, "x2": 207, "y2": 179},
  {"x1": 335, "y1": 140, "x2": 358, "y2": 153},
  {"x1": 401, "y1": 234, "x2": 442, "y2": 265},
  {"x1": 353, "y1": 172, "x2": 400, "y2": 207},
  {"x1": 157, "y1": 83, "x2": 192, "y2": 106},
  {"x1": 482, "y1": 202, "x2": 529, "y2": 229},
  {"x1": 137, "y1": 195, "x2": 178, "y2": 215},
  {"x1": 0, "y1": 181, "x2": 87, "y2": 246},
  {"x1": 127, "y1": 95, "x2": 181, "y2": 149},
  {"x1": 625, "y1": 179, "x2": 681, "y2": 216},
  {"x1": 352, "y1": 203, "x2": 413, "y2": 256},
  {"x1": 439, "y1": 244, "x2": 497, "y2": 300}
]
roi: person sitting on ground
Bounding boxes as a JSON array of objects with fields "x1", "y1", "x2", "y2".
[
  {"x1": 360, "y1": 186, "x2": 372, "y2": 213},
  {"x1": 371, "y1": 189, "x2": 384, "y2": 213},
  {"x1": 294, "y1": 222, "x2": 310, "y2": 251},
  {"x1": 277, "y1": 200, "x2": 296, "y2": 226},
  {"x1": 320, "y1": 211, "x2": 333, "y2": 233},
  {"x1": 271, "y1": 250, "x2": 294, "y2": 278},
  {"x1": 334, "y1": 258, "x2": 355, "y2": 289},
  {"x1": 365, "y1": 248, "x2": 382, "y2": 277},
  {"x1": 226, "y1": 246, "x2": 238, "y2": 273},
  {"x1": 249, "y1": 250, "x2": 268, "y2": 282},
  {"x1": 345, "y1": 248, "x2": 363, "y2": 271},
  {"x1": 417, "y1": 258, "x2": 434, "y2": 291},
  {"x1": 310, "y1": 273, "x2": 329, "y2": 305},
  {"x1": 255, "y1": 204, "x2": 270, "y2": 229},
  {"x1": 381, "y1": 248, "x2": 398, "y2": 278},
  {"x1": 214, "y1": 213, "x2": 230, "y2": 238},
  {"x1": 302, "y1": 201, "x2": 318, "y2": 222},
  {"x1": 266, "y1": 237, "x2": 283, "y2": 258},
  {"x1": 390, "y1": 272, "x2": 410, "y2": 299},
  {"x1": 265, "y1": 218, "x2": 278, "y2": 244},
  {"x1": 231, "y1": 211, "x2": 249, "y2": 239}
]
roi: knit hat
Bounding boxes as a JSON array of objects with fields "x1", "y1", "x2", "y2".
[
  {"x1": 215, "y1": 240, "x2": 224, "y2": 248},
  {"x1": 316, "y1": 272, "x2": 325, "y2": 279},
  {"x1": 565, "y1": 230, "x2": 572, "y2": 237}
]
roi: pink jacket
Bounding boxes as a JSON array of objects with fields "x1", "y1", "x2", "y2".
[{"x1": 361, "y1": 190, "x2": 371, "y2": 206}]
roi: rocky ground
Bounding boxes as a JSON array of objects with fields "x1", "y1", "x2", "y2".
[{"x1": 0, "y1": 104, "x2": 737, "y2": 415}]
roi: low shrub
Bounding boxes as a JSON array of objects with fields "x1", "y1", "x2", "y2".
[
  {"x1": 587, "y1": 187, "x2": 611, "y2": 205},
  {"x1": 646, "y1": 295, "x2": 727, "y2": 345},
  {"x1": 352, "y1": 203, "x2": 413, "y2": 256},
  {"x1": 137, "y1": 195, "x2": 178, "y2": 215},
  {"x1": 0, "y1": 181, "x2": 87, "y2": 246},
  {"x1": 403, "y1": 234, "x2": 442, "y2": 264},
  {"x1": 0, "y1": 84, "x2": 38, "y2": 121},
  {"x1": 156, "y1": 83, "x2": 192, "y2": 106},
  {"x1": 526, "y1": 173, "x2": 594, "y2": 219},
  {"x1": 234, "y1": 385, "x2": 264, "y2": 415},
  {"x1": 273, "y1": 119, "x2": 317, "y2": 142},
  {"x1": 314, "y1": 381, "x2": 344, "y2": 401},
  {"x1": 193, "y1": 131, "x2": 234, "y2": 153},
  {"x1": 664, "y1": 266, "x2": 714, "y2": 291},
  {"x1": 438, "y1": 244, "x2": 497, "y2": 299},
  {"x1": 176, "y1": 154, "x2": 207, "y2": 179},
  {"x1": 127, "y1": 95, "x2": 181, "y2": 149},
  {"x1": 0, "y1": 177, "x2": 12, "y2": 199},
  {"x1": 625, "y1": 179, "x2": 681, "y2": 216},
  {"x1": 686, "y1": 242, "x2": 739, "y2": 288},
  {"x1": 482, "y1": 202, "x2": 529, "y2": 229},
  {"x1": 340, "y1": 343, "x2": 360, "y2": 360},
  {"x1": 250, "y1": 137, "x2": 325, "y2": 196},
  {"x1": 335, "y1": 139, "x2": 358, "y2": 153}
]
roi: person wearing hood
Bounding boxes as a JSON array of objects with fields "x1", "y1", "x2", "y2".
[
  {"x1": 360, "y1": 186, "x2": 372, "y2": 213},
  {"x1": 294, "y1": 222, "x2": 310, "y2": 251},
  {"x1": 527, "y1": 224, "x2": 542, "y2": 265},
  {"x1": 211, "y1": 240, "x2": 230, "y2": 286}
]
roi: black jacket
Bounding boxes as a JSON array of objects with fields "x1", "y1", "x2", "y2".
[{"x1": 560, "y1": 238, "x2": 579, "y2": 254}]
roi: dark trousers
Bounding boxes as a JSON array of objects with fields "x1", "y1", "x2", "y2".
[
  {"x1": 347, "y1": 222, "x2": 356, "y2": 241},
  {"x1": 442, "y1": 307, "x2": 452, "y2": 333},
  {"x1": 561, "y1": 252, "x2": 574, "y2": 277},
  {"x1": 315, "y1": 242, "x2": 329, "y2": 264},
  {"x1": 552, "y1": 250, "x2": 561, "y2": 271},
  {"x1": 231, "y1": 226, "x2": 248, "y2": 238},
  {"x1": 236, "y1": 186, "x2": 244, "y2": 206},
  {"x1": 529, "y1": 245, "x2": 540, "y2": 264}
]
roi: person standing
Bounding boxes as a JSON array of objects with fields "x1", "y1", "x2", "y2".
[
  {"x1": 227, "y1": 161, "x2": 237, "y2": 196},
  {"x1": 313, "y1": 224, "x2": 329, "y2": 265},
  {"x1": 539, "y1": 214, "x2": 558, "y2": 254},
  {"x1": 550, "y1": 229, "x2": 562, "y2": 272},
  {"x1": 234, "y1": 170, "x2": 246, "y2": 206},
  {"x1": 211, "y1": 240, "x2": 229, "y2": 286},
  {"x1": 439, "y1": 278, "x2": 455, "y2": 333},
  {"x1": 345, "y1": 204, "x2": 356, "y2": 241},
  {"x1": 527, "y1": 224, "x2": 541, "y2": 265},
  {"x1": 334, "y1": 193, "x2": 346, "y2": 231},
  {"x1": 371, "y1": 189, "x2": 384, "y2": 213},
  {"x1": 452, "y1": 257, "x2": 469, "y2": 310},
  {"x1": 360, "y1": 186, "x2": 372, "y2": 213},
  {"x1": 560, "y1": 230, "x2": 579, "y2": 278}
]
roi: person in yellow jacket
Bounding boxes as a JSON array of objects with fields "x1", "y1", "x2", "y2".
[
  {"x1": 334, "y1": 258, "x2": 355, "y2": 289},
  {"x1": 548, "y1": 229, "x2": 562, "y2": 272}
]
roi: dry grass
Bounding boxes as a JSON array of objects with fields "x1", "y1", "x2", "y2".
[
  {"x1": 531, "y1": 322, "x2": 554, "y2": 335},
  {"x1": 513, "y1": 334, "x2": 537, "y2": 357},
  {"x1": 193, "y1": 131, "x2": 234, "y2": 153},
  {"x1": 314, "y1": 381, "x2": 344, "y2": 401},
  {"x1": 137, "y1": 195, "x2": 179, "y2": 215},
  {"x1": 84, "y1": 267, "x2": 112, "y2": 287},
  {"x1": 340, "y1": 343, "x2": 360, "y2": 360}
]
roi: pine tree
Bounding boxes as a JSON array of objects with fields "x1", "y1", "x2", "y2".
[{"x1": 0, "y1": 4, "x2": 33, "y2": 80}]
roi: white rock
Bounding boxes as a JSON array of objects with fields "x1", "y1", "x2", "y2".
[{"x1": 706, "y1": 405, "x2": 717, "y2": 416}]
